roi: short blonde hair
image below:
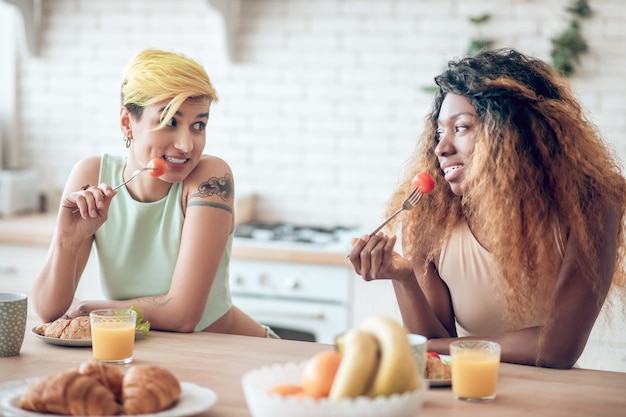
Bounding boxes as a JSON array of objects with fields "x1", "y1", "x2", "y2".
[{"x1": 121, "y1": 49, "x2": 218, "y2": 129}]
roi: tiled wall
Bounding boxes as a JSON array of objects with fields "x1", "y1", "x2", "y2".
[{"x1": 8, "y1": 0, "x2": 626, "y2": 228}]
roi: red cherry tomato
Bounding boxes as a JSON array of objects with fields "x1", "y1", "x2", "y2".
[
  {"x1": 427, "y1": 351, "x2": 440, "y2": 359},
  {"x1": 411, "y1": 172, "x2": 435, "y2": 194},
  {"x1": 147, "y1": 158, "x2": 166, "y2": 178}
]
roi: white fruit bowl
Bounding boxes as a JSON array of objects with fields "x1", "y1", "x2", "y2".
[{"x1": 242, "y1": 361, "x2": 428, "y2": 417}]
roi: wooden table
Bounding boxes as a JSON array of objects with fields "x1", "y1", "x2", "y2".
[{"x1": 1, "y1": 317, "x2": 625, "y2": 417}]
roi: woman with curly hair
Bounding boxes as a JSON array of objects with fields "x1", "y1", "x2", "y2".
[{"x1": 348, "y1": 48, "x2": 626, "y2": 368}]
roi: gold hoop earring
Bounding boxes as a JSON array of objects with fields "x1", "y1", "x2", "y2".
[{"x1": 124, "y1": 135, "x2": 131, "y2": 148}]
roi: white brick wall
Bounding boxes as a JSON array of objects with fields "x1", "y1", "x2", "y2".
[
  {"x1": 8, "y1": 0, "x2": 624, "y2": 227},
  {"x1": 3, "y1": 0, "x2": 625, "y2": 371}
]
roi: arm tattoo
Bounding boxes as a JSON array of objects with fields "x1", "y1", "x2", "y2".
[
  {"x1": 187, "y1": 201, "x2": 233, "y2": 213},
  {"x1": 190, "y1": 173, "x2": 233, "y2": 202},
  {"x1": 142, "y1": 296, "x2": 173, "y2": 308}
]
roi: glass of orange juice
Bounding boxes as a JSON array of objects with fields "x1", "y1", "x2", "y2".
[
  {"x1": 90, "y1": 309, "x2": 136, "y2": 364},
  {"x1": 450, "y1": 340, "x2": 501, "y2": 402}
]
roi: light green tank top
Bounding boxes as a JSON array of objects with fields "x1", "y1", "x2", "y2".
[{"x1": 95, "y1": 154, "x2": 232, "y2": 331}]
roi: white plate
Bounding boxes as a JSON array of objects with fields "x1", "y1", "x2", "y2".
[
  {"x1": 427, "y1": 378, "x2": 451, "y2": 387},
  {"x1": 0, "y1": 379, "x2": 217, "y2": 417},
  {"x1": 426, "y1": 354, "x2": 451, "y2": 388},
  {"x1": 30, "y1": 327, "x2": 92, "y2": 347}
]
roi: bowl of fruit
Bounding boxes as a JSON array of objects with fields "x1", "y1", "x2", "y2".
[{"x1": 242, "y1": 316, "x2": 427, "y2": 417}]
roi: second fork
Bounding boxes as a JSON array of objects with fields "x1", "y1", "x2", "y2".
[{"x1": 368, "y1": 187, "x2": 424, "y2": 236}]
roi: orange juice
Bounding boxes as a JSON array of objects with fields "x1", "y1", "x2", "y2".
[
  {"x1": 92, "y1": 324, "x2": 135, "y2": 362},
  {"x1": 90, "y1": 309, "x2": 136, "y2": 364},
  {"x1": 450, "y1": 341, "x2": 501, "y2": 401}
]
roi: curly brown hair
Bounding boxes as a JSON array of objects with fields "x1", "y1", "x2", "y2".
[{"x1": 388, "y1": 48, "x2": 626, "y2": 326}]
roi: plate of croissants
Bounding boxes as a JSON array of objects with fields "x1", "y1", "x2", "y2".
[
  {"x1": 0, "y1": 360, "x2": 217, "y2": 417},
  {"x1": 31, "y1": 316, "x2": 93, "y2": 347}
]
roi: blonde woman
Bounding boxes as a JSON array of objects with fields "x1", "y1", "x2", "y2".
[
  {"x1": 34, "y1": 49, "x2": 274, "y2": 337},
  {"x1": 348, "y1": 49, "x2": 626, "y2": 368}
]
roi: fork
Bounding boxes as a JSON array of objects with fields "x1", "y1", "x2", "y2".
[
  {"x1": 72, "y1": 168, "x2": 149, "y2": 213},
  {"x1": 368, "y1": 187, "x2": 425, "y2": 236},
  {"x1": 111, "y1": 167, "x2": 149, "y2": 191}
]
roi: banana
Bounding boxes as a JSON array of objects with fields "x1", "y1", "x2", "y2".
[
  {"x1": 359, "y1": 316, "x2": 421, "y2": 397},
  {"x1": 329, "y1": 329, "x2": 380, "y2": 401}
]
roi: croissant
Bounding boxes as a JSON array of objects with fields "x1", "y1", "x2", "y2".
[
  {"x1": 78, "y1": 360, "x2": 124, "y2": 402},
  {"x1": 37, "y1": 317, "x2": 71, "y2": 338},
  {"x1": 122, "y1": 364, "x2": 181, "y2": 415},
  {"x1": 35, "y1": 316, "x2": 91, "y2": 339},
  {"x1": 20, "y1": 369, "x2": 122, "y2": 416},
  {"x1": 61, "y1": 316, "x2": 91, "y2": 339}
]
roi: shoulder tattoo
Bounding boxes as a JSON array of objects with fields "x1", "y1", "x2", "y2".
[{"x1": 190, "y1": 173, "x2": 233, "y2": 202}]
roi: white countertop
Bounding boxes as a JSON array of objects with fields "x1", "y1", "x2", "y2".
[
  {"x1": 0, "y1": 212, "x2": 352, "y2": 266},
  {"x1": 0, "y1": 212, "x2": 56, "y2": 246}
]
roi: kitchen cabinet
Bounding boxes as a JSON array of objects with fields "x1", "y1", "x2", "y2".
[
  {"x1": 1, "y1": 0, "x2": 39, "y2": 55},
  {"x1": 229, "y1": 257, "x2": 351, "y2": 344},
  {"x1": 2, "y1": 0, "x2": 241, "y2": 59},
  {"x1": 0, "y1": 243, "x2": 102, "y2": 315},
  {"x1": 230, "y1": 237, "x2": 402, "y2": 342},
  {"x1": 206, "y1": 0, "x2": 240, "y2": 61},
  {"x1": 351, "y1": 276, "x2": 402, "y2": 325}
]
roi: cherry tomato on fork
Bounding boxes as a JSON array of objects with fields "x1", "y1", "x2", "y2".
[
  {"x1": 147, "y1": 158, "x2": 166, "y2": 178},
  {"x1": 427, "y1": 351, "x2": 441, "y2": 359},
  {"x1": 411, "y1": 172, "x2": 435, "y2": 194}
]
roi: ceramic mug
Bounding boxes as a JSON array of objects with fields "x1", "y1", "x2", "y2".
[
  {"x1": 407, "y1": 333, "x2": 428, "y2": 378},
  {"x1": 0, "y1": 292, "x2": 28, "y2": 357}
]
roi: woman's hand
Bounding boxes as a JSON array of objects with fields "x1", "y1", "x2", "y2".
[
  {"x1": 65, "y1": 298, "x2": 133, "y2": 320},
  {"x1": 347, "y1": 233, "x2": 414, "y2": 282},
  {"x1": 58, "y1": 184, "x2": 116, "y2": 238},
  {"x1": 64, "y1": 299, "x2": 90, "y2": 318}
]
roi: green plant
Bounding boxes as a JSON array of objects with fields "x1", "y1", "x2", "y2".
[
  {"x1": 550, "y1": 0, "x2": 593, "y2": 76},
  {"x1": 421, "y1": 13, "x2": 494, "y2": 93},
  {"x1": 466, "y1": 13, "x2": 495, "y2": 56}
]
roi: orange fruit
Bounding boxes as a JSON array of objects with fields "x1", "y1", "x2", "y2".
[
  {"x1": 301, "y1": 350, "x2": 342, "y2": 399},
  {"x1": 268, "y1": 384, "x2": 306, "y2": 397}
]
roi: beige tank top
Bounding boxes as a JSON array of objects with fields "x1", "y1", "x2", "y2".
[{"x1": 437, "y1": 221, "x2": 564, "y2": 337}]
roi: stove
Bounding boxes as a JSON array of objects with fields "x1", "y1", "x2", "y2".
[
  {"x1": 233, "y1": 221, "x2": 357, "y2": 252},
  {"x1": 230, "y1": 221, "x2": 359, "y2": 343}
]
